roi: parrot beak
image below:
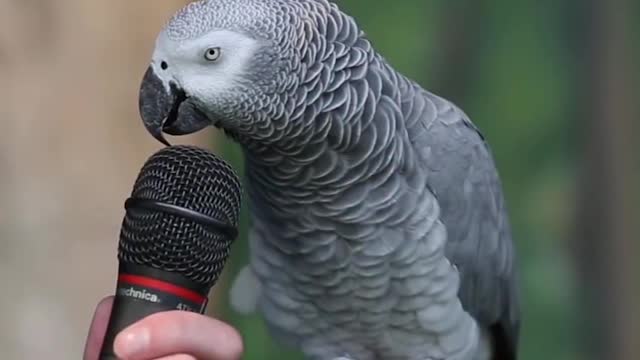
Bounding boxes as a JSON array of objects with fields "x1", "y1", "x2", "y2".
[{"x1": 139, "y1": 66, "x2": 210, "y2": 146}]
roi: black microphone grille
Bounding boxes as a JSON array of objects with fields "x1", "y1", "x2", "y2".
[{"x1": 118, "y1": 145, "x2": 242, "y2": 287}]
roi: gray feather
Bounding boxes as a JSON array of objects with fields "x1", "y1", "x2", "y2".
[
  {"x1": 161, "y1": 1, "x2": 520, "y2": 359},
  {"x1": 415, "y1": 95, "x2": 521, "y2": 357}
]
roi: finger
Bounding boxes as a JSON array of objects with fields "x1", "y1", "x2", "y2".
[
  {"x1": 113, "y1": 310, "x2": 243, "y2": 360},
  {"x1": 83, "y1": 296, "x2": 115, "y2": 360}
]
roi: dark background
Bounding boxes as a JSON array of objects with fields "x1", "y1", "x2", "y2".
[{"x1": 0, "y1": 0, "x2": 637, "y2": 359}]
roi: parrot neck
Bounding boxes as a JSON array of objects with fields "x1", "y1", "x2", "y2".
[
  {"x1": 237, "y1": 9, "x2": 428, "y2": 217},
  {"x1": 242, "y1": 56, "x2": 424, "y2": 222},
  {"x1": 227, "y1": 3, "x2": 378, "y2": 152}
]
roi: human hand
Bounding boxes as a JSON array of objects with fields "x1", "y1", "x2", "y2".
[{"x1": 83, "y1": 296, "x2": 243, "y2": 360}]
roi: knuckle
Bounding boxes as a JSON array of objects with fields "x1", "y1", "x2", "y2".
[{"x1": 144, "y1": 311, "x2": 191, "y2": 340}]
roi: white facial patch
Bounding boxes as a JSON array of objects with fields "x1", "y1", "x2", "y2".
[{"x1": 152, "y1": 29, "x2": 261, "y2": 101}]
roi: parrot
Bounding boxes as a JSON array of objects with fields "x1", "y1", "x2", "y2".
[{"x1": 137, "y1": 0, "x2": 520, "y2": 359}]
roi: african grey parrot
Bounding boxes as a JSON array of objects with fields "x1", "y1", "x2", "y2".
[{"x1": 137, "y1": 0, "x2": 520, "y2": 359}]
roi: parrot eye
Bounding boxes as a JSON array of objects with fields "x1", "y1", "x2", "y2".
[{"x1": 204, "y1": 47, "x2": 222, "y2": 61}]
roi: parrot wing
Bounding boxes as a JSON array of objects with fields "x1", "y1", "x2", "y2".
[{"x1": 410, "y1": 92, "x2": 520, "y2": 360}]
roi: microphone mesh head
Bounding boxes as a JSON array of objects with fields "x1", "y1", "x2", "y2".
[{"x1": 118, "y1": 145, "x2": 242, "y2": 287}]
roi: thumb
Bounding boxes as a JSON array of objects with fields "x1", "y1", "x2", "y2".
[{"x1": 83, "y1": 296, "x2": 115, "y2": 360}]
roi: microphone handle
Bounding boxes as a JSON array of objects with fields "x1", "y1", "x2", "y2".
[{"x1": 99, "y1": 264, "x2": 210, "y2": 359}]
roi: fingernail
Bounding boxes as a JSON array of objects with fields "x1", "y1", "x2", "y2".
[{"x1": 115, "y1": 326, "x2": 150, "y2": 359}]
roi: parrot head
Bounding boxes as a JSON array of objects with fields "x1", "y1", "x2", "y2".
[{"x1": 139, "y1": 0, "x2": 318, "y2": 145}]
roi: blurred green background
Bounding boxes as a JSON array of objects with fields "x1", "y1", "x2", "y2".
[{"x1": 0, "y1": 0, "x2": 636, "y2": 359}]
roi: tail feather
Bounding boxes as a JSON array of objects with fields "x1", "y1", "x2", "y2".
[{"x1": 490, "y1": 323, "x2": 518, "y2": 360}]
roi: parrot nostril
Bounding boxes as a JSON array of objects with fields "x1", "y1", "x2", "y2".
[{"x1": 161, "y1": 61, "x2": 168, "y2": 70}]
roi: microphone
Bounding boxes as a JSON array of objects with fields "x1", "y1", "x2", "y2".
[{"x1": 99, "y1": 145, "x2": 242, "y2": 359}]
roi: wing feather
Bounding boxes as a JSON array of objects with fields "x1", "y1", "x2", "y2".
[{"x1": 409, "y1": 92, "x2": 520, "y2": 359}]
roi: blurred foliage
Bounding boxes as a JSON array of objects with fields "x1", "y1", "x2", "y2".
[{"x1": 208, "y1": 1, "x2": 638, "y2": 359}]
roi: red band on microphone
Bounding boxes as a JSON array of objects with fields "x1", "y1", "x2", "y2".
[{"x1": 118, "y1": 274, "x2": 207, "y2": 305}]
